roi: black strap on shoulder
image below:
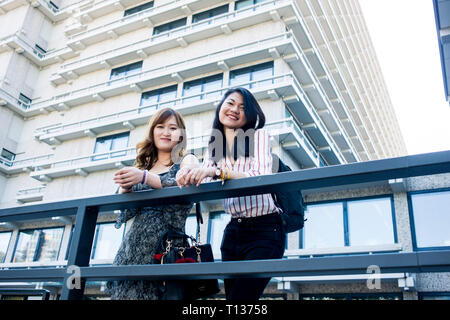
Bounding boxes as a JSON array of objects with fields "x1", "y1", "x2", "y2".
[{"x1": 195, "y1": 202, "x2": 203, "y2": 225}]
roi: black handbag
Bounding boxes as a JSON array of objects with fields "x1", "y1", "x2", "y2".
[{"x1": 153, "y1": 203, "x2": 220, "y2": 300}]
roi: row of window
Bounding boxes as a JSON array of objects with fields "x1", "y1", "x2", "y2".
[
  {"x1": 15, "y1": 1, "x2": 268, "y2": 109},
  {"x1": 86, "y1": 61, "x2": 273, "y2": 158},
  {"x1": 1, "y1": 190, "x2": 449, "y2": 264},
  {"x1": 8, "y1": 61, "x2": 275, "y2": 163},
  {"x1": 122, "y1": 1, "x2": 265, "y2": 19},
  {"x1": 110, "y1": 61, "x2": 274, "y2": 106}
]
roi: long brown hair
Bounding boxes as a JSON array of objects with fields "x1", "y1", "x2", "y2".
[{"x1": 135, "y1": 108, "x2": 187, "y2": 170}]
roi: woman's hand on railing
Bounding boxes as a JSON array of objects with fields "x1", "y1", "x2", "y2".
[
  {"x1": 175, "y1": 166, "x2": 192, "y2": 188},
  {"x1": 180, "y1": 167, "x2": 216, "y2": 187},
  {"x1": 113, "y1": 166, "x2": 144, "y2": 189}
]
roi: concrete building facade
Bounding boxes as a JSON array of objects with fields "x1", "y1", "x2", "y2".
[{"x1": 1, "y1": 0, "x2": 448, "y2": 300}]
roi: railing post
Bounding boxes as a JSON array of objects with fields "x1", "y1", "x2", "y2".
[{"x1": 60, "y1": 204, "x2": 99, "y2": 300}]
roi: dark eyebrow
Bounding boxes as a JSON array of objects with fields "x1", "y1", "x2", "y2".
[{"x1": 226, "y1": 97, "x2": 243, "y2": 106}]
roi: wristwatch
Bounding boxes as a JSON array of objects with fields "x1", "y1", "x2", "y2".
[{"x1": 214, "y1": 167, "x2": 222, "y2": 179}]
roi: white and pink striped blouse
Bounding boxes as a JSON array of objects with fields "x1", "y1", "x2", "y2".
[{"x1": 201, "y1": 129, "x2": 279, "y2": 218}]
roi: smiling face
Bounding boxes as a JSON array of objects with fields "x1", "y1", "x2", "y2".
[
  {"x1": 152, "y1": 115, "x2": 182, "y2": 153},
  {"x1": 218, "y1": 91, "x2": 247, "y2": 129}
]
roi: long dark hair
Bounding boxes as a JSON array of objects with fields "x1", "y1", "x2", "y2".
[{"x1": 208, "y1": 87, "x2": 266, "y2": 162}]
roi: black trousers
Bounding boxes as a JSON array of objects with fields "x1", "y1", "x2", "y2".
[{"x1": 220, "y1": 213, "x2": 286, "y2": 301}]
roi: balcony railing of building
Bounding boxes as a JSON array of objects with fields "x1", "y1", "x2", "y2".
[
  {"x1": 16, "y1": 185, "x2": 46, "y2": 203},
  {"x1": 67, "y1": 0, "x2": 225, "y2": 44},
  {"x1": 56, "y1": 0, "x2": 290, "y2": 80},
  {"x1": 28, "y1": 31, "x2": 294, "y2": 113},
  {"x1": 29, "y1": 117, "x2": 319, "y2": 182},
  {"x1": 291, "y1": 0, "x2": 399, "y2": 160},
  {"x1": 0, "y1": 150, "x2": 450, "y2": 300},
  {"x1": 29, "y1": 147, "x2": 136, "y2": 182},
  {"x1": 0, "y1": 154, "x2": 54, "y2": 175},
  {"x1": 30, "y1": 73, "x2": 343, "y2": 169}
]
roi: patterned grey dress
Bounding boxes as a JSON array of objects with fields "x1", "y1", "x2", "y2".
[{"x1": 105, "y1": 163, "x2": 193, "y2": 300}]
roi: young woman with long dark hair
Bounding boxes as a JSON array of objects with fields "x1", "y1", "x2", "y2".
[{"x1": 178, "y1": 87, "x2": 285, "y2": 300}]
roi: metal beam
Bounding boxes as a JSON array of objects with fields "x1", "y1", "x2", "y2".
[
  {"x1": 0, "y1": 250, "x2": 449, "y2": 283},
  {"x1": 0, "y1": 150, "x2": 449, "y2": 221}
]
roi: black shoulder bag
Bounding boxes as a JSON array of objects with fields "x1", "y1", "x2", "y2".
[{"x1": 153, "y1": 202, "x2": 220, "y2": 300}]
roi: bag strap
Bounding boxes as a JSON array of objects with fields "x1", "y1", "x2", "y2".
[{"x1": 195, "y1": 202, "x2": 203, "y2": 244}]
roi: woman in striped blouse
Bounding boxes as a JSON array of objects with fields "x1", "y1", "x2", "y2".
[{"x1": 176, "y1": 87, "x2": 285, "y2": 300}]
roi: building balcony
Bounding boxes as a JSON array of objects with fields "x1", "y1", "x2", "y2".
[
  {"x1": 67, "y1": 0, "x2": 226, "y2": 48},
  {"x1": 0, "y1": 0, "x2": 27, "y2": 14},
  {"x1": 16, "y1": 185, "x2": 46, "y2": 203},
  {"x1": 0, "y1": 86, "x2": 31, "y2": 117},
  {"x1": 0, "y1": 154, "x2": 54, "y2": 175},
  {"x1": 287, "y1": 0, "x2": 376, "y2": 160},
  {"x1": 30, "y1": 119, "x2": 319, "y2": 183},
  {"x1": 29, "y1": 31, "x2": 296, "y2": 115},
  {"x1": 26, "y1": 0, "x2": 73, "y2": 22},
  {"x1": 71, "y1": 0, "x2": 158, "y2": 26},
  {"x1": 34, "y1": 74, "x2": 296, "y2": 144},
  {"x1": 29, "y1": 147, "x2": 136, "y2": 182},
  {"x1": 0, "y1": 32, "x2": 78, "y2": 68},
  {"x1": 55, "y1": 0, "x2": 294, "y2": 84},
  {"x1": 33, "y1": 72, "x2": 345, "y2": 167}
]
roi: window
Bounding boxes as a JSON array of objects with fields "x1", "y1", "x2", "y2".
[
  {"x1": 18, "y1": 93, "x2": 32, "y2": 110},
  {"x1": 48, "y1": 1, "x2": 58, "y2": 10},
  {"x1": 235, "y1": 0, "x2": 266, "y2": 11},
  {"x1": 0, "y1": 232, "x2": 12, "y2": 263},
  {"x1": 419, "y1": 292, "x2": 450, "y2": 300},
  {"x1": 90, "y1": 223, "x2": 125, "y2": 261},
  {"x1": 347, "y1": 198, "x2": 395, "y2": 246},
  {"x1": 192, "y1": 4, "x2": 229, "y2": 23},
  {"x1": 182, "y1": 74, "x2": 223, "y2": 103},
  {"x1": 93, "y1": 132, "x2": 129, "y2": 161},
  {"x1": 34, "y1": 44, "x2": 46, "y2": 58},
  {"x1": 303, "y1": 202, "x2": 344, "y2": 249},
  {"x1": 229, "y1": 61, "x2": 274, "y2": 88},
  {"x1": 140, "y1": 85, "x2": 178, "y2": 109},
  {"x1": 124, "y1": 1, "x2": 153, "y2": 16},
  {"x1": 1, "y1": 148, "x2": 15, "y2": 162},
  {"x1": 109, "y1": 61, "x2": 143, "y2": 81},
  {"x1": 409, "y1": 189, "x2": 450, "y2": 249},
  {"x1": 12, "y1": 228, "x2": 64, "y2": 263},
  {"x1": 207, "y1": 212, "x2": 231, "y2": 260},
  {"x1": 299, "y1": 293, "x2": 401, "y2": 300},
  {"x1": 153, "y1": 17, "x2": 187, "y2": 36},
  {"x1": 301, "y1": 197, "x2": 396, "y2": 250}
]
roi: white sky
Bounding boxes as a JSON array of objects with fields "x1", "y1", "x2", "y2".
[{"x1": 359, "y1": 0, "x2": 450, "y2": 155}]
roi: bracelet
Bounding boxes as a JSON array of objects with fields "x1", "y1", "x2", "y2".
[
  {"x1": 220, "y1": 167, "x2": 230, "y2": 184},
  {"x1": 141, "y1": 170, "x2": 147, "y2": 185}
]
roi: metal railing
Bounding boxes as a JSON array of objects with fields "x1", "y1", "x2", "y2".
[{"x1": 1, "y1": 150, "x2": 450, "y2": 300}]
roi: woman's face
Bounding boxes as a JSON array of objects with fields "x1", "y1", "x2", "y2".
[
  {"x1": 153, "y1": 115, "x2": 182, "y2": 153},
  {"x1": 218, "y1": 92, "x2": 247, "y2": 129}
]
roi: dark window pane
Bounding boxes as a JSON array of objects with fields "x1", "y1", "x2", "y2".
[
  {"x1": 110, "y1": 61, "x2": 143, "y2": 80},
  {"x1": 192, "y1": 4, "x2": 229, "y2": 23},
  {"x1": 153, "y1": 17, "x2": 187, "y2": 35},
  {"x1": 1, "y1": 149, "x2": 15, "y2": 161},
  {"x1": 124, "y1": 1, "x2": 154, "y2": 16}
]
